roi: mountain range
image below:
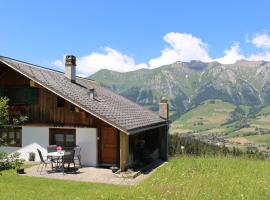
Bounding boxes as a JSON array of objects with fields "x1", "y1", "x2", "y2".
[{"x1": 89, "y1": 60, "x2": 270, "y2": 121}]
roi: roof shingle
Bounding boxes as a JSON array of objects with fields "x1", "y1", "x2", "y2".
[{"x1": 0, "y1": 57, "x2": 166, "y2": 134}]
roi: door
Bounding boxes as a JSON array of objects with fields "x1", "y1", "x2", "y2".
[{"x1": 100, "y1": 127, "x2": 117, "y2": 164}]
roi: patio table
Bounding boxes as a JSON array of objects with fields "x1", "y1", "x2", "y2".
[{"x1": 47, "y1": 151, "x2": 71, "y2": 174}]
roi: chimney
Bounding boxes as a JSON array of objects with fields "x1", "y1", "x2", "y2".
[
  {"x1": 89, "y1": 88, "x2": 95, "y2": 100},
  {"x1": 159, "y1": 97, "x2": 169, "y2": 121},
  {"x1": 65, "y1": 55, "x2": 76, "y2": 82}
]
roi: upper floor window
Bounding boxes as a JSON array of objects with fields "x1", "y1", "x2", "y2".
[{"x1": 0, "y1": 87, "x2": 38, "y2": 105}]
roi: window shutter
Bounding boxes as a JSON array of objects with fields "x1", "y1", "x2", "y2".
[{"x1": 27, "y1": 88, "x2": 38, "y2": 104}]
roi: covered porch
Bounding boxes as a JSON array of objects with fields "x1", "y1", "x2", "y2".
[{"x1": 119, "y1": 125, "x2": 168, "y2": 171}]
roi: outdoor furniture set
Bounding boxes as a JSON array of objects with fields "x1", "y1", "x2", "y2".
[{"x1": 37, "y1": 145, "x2": 82, "y2": 174}]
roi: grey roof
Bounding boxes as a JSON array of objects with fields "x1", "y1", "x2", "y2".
[{"x1": 0, "y1": 56, "x2": 166, "y2": 134}]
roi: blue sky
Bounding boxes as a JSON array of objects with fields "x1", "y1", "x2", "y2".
[{"x1": 1, "y1": 0, "x2": 270, "y2": 76}]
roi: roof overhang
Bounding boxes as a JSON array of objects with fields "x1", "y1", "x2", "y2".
[
  {"x1": 127, "y1": 122, "x2": 168, "y2": 135},
  {"x1": 0, "y1": 58, "x2": 130, "y2": 134}
]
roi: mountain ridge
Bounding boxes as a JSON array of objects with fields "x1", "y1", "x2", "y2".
[{"x1": 89, "y1": 60, "x2": 270, "y2": 120}]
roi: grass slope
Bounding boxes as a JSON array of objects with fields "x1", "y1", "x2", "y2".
[
  {"x1": 245, "y1": 134, "x2": 270, "y2": 146},
  {"x1": 1, "y1": 157, "x2": 270, "y2": 200},
  {"x1": 171, "y1": 100, "x2": 235, "y2": 134}
]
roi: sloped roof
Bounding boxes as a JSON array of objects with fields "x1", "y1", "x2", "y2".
[{"x1": 0, "y1": 56, "x2": 167, "y2": 134}]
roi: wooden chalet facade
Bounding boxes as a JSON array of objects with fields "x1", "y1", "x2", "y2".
[{"x1": 0, "y1": 55, "x2": 169, "y2": 171}]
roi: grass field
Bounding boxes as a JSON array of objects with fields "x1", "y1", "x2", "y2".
[
  {"x1": 245, "y1": 134, "x2": 270, "y2": 146},
  {"x1": 1, "y1": 157, "x2": 270, "y2": 200},
  {"x1": 171, "y1": 100, "x2": 235, "y2": 134},
  {"x1": 171, "y1": 99, "x2": 270, "y2": 139}
]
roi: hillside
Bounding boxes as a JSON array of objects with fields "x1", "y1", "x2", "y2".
[
  {"x1": 2, "y1": 157, "x2": 270, "y2": 199},
  {"x1": 90, "y1": 60, "x2": 270, "y2": 120},
  {"x1": 171, "y1": 99, "x2": 235, "y2": 134}
]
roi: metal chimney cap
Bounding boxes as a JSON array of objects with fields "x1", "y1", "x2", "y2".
[
  {"x1": 160, "y1": 96, "x2": 168, "y2": 103},
  {"x1": 65, "y1": 55, "x2": 76, "y2": 66}
]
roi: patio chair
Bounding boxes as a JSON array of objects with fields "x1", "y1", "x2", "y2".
[
  {"x1": 47, "y1": 145, "x2": 56, "y2": 153},
  {"x1": 62, "y1": 150, "x2": 75, "y2": 170},
  {"x1": 37, "y1": 149, "x2": 53, "y2": 174},
  {"x1": 74, "y1": 146, "x2": 82, "y2": 168},
  {"x1": 47, "y1": 145, "x2": 59, "y2": 167}
]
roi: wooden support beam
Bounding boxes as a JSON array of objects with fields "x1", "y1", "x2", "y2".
[{"x1": 119, "y1": 131, "x2": 129, "y2": 171}]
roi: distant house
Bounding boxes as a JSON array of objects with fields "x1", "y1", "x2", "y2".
[{"x1": 0, "y1": 55, "x2": 169, "y2": 171}]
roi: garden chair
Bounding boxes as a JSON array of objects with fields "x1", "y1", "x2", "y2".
[
  {"x1": 47, "y1": 145, "x2": 56, "y2": 153},
  {"x1": 62, "y1": 150, "x2": 75, "y2": 170},
  {"x1": 47, "y1": 145, "x2": 59, "y2": 167},
  {"x1": 74, "y1": 146, "x2": 82, "y2": 168},
  {"x1": 36, "y1": 149, "x2": 53, "y2": 174}
]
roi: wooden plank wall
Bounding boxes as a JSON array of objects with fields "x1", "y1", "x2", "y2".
[{"x1": 0, "y1": 65, "x2": 111, "y2": 128}]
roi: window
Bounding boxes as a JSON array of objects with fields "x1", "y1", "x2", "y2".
[
  {"x1": 49, "y1": 128, "x2": 76, "y2": 147},
  {"x1": 57, "y1": 96, "x2": 65, "y2": 108},
  {"x1": 0, "y1": 127, "x2": 22, "y2": 147},
  {"x1": 0, "y1": 87, "x2": 38, "y2": 105}
]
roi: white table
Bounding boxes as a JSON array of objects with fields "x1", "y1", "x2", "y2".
[
  {"x1": 47, "y1": 151, "x2": 71, "y2": 173},
  {"x1": 47, "y1": 151, "x2": 65, "y2": 157}
]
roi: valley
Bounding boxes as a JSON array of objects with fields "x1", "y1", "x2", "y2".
[
  {"x1": 90, "y1": 60, "x2": 270, "y2": 153},
  {"x1": 171, "y1": 99, "x2": 270, "y2": 153}
]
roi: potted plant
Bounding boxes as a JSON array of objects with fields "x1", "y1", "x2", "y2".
[
  {"x1": 11, "y1": 153, "x2": 24, "y2": 174},
  {"x1": 28, "y1": 152, "x2": 36, "y2": 162},
  {"x1": 110, "y1": 165, "x2": 119, "y2": 173}
]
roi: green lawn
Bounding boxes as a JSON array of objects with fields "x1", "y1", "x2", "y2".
[{"x1": 1, "y1": 157, "x2": 270, "y2": 199}]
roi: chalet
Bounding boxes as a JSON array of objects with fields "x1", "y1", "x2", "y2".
[{"x1": 0, "y1": 55, "x2": 169, "y2": 171}]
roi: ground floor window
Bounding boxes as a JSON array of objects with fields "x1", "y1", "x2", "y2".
[
  {"x1": 0, "y1": 127, "x2": 22, "y2": 147},
  {"x1": 49, "y1": 128, "x2": 76, "y2": 147}
]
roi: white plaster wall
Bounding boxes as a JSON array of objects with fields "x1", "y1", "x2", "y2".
[
  {"x1": 0, "y1": 126, "x2": 97, "y2": 165},
  {"x1": 76, "y1": 128, "x2": 97, "y2": 166},
  {"x1": 0, "y1": 127, "x2": 49, "y2": 162}
]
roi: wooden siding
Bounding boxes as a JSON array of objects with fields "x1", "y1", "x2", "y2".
[{"x1": 0, "y1": 65, "x2": 112, "y2": 128}]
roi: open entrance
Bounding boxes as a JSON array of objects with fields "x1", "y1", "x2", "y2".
[{"x1": 129, "y1": 128, "x2": 161, "y2": 167}]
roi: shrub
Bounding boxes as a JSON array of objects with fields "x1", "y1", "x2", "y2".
[
  {"x1": 0, "y1": 151, "x2": 23, "y2": 171},
  {"x1": 28, "y1": 152, "x2": 35, "y2": 161}
]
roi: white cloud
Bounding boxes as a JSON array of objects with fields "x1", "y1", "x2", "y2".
[
  {"x1": 149, "y1": 32, "x2": 212, "y2": 68},
  {"x1": 215, "y1": 43, "x2": 245, "y2": 64},
  {"x1": 52, "y1": 32, "x2": 270, "y2": 76},
  {"x1": 51, "y1": 59, "x2": 63, "y2": 68},
  {"x1": 248, "y1": 52, "x2": 270, "y2": 61},
  {"x1": 52, "y1": 47, "x2": 147, "y2": 76},
  {"x1": 251, "y1": 33, "x2": 270, "y2": 48}
]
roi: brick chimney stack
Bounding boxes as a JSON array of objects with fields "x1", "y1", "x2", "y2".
[
  {"x1": 159, "y1": 97, "x2": 169, "y2": 121},
  {"x1": 65, "y1": 55, "x2": 76, "y2": 82}
]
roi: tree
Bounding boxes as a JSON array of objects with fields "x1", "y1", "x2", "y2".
[{"x1": 0, "y1": 97, "x2": 27, "y2": 146}]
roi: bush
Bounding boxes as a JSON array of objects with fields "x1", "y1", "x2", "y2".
[
  {"x1": 0, "y1": 151, "x2": 23, "y2": 171},
  {"x1": 28, "y1": 152, "x2": 35, "y2": 161}
]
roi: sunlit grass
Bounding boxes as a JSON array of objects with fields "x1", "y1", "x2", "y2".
[{"x1": 1, "y1": 156, "x2": 270, "y2": 199}]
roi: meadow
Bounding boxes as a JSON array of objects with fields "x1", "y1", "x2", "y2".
[
  {"x1": 171, "y1": 99, "x2": 270, "y2": 149},
  {"x1": 1, "y1": 156, "x2": 270, "y2": 200}
]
